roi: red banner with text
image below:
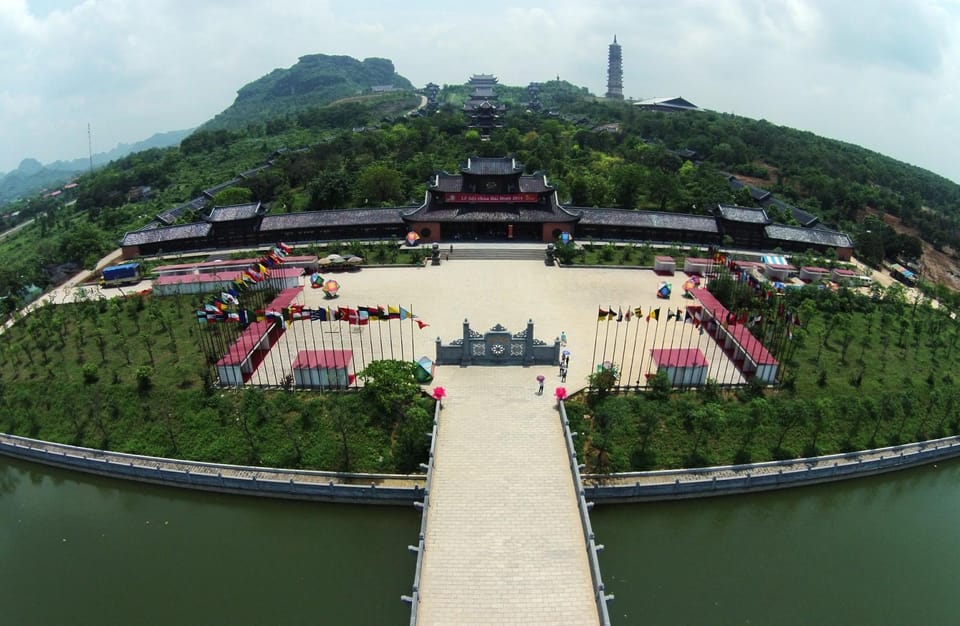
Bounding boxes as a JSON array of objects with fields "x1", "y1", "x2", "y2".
[{"x1": 445, "y1": 193, "x2": 539, "y2": 203}]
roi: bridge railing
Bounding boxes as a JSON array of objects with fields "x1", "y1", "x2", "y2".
[
  {"x1": 558, "y1": 400, "x2": 613, "y2": 626},
  {"x1": 402, "y1": 399, "x2": 441, "y2": 625},
  {"x1": 0, "y1": 433, "x2": 423, "y2": 504}
]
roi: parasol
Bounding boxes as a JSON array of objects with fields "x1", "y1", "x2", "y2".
[
  {"x1": 344, "y1": 255, "x2": 364, "y2": 265},
  {"x1": 536, "y1": 374, "x2": 545, "y2": 382},
  {"x1": 405, "y1": 231, "x2": 421, "y2": 246},
  {"x1": 319, "y1": 253, "x2": 345, "y2": 266},
  {"x1": 657, "y1": 282, "x2": 672, "y2": 299},
  {"x1": 322, "y1": 279, "x2": 340, "y2": 297},
  {"x1": 560, "y1": 232, "x2": 572, "y2": 244},
  {"x1": 310, "y1": 273, "x2": 324, "y2": 288}
]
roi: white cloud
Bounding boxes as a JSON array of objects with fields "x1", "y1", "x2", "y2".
[{"x1": 0, "y1": 0, "x2": 958, "y2": 184}]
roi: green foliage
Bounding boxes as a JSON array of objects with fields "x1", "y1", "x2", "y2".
[
  {"x1": 575, "y1": 281, "x2": 960, "y2": 471},
  {"x1": 212, "y1": 187, "x2": 253, "y2": 206},
  {"x1": 0, "y1": 297, "x2": 430, "y2": 473},
  {"x1": 358, "y1": 359, "x2": 420, "y2": 423}
]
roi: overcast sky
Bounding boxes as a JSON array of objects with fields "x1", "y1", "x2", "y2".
[{"x1": 2, "y1": 0, "x2": 958, "y2": 183}]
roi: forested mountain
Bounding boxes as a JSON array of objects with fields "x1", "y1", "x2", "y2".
[
  {"x1": 201, "y1": 54, "x2": 415, "y2": 132},
  {"x1": 3, "y1": 55, "x2": 960, "y2": 314},
  {"x1": 0, "y1": 129, "x2": 192, "y2": 207}
]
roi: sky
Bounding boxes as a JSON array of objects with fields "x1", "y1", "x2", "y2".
[{"x1": 1, "y1": 0, "x2": 959, "y2": 183}]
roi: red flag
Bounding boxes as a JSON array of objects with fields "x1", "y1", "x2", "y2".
[{"x1": 415, "y1": 319, "x2": 430, "y2": 330}]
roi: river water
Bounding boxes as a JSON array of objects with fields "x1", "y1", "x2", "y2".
[
  {"x1": 592, "y1": 458, "x2": 960, "y2": 625},
  {"x1": 3, "y1": 456, "x2": 959, "y2": 625},
  {"x1": 0, "y1": 457, "x2": 417, "y2": 625}
]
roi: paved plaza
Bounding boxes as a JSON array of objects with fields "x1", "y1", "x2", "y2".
[{"x1": 264, "y1": 257, "x2": 744, "y2": 392}]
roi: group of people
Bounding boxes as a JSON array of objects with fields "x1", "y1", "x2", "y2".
[{"x1": 536, "y1": 333, "x2": 571, "y2": 395}]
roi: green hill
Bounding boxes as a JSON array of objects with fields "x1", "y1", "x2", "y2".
[{"x1": 201, "y1": 54, "x2": 415, "y2": 131}]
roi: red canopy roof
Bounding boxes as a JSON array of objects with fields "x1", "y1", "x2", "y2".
[
  {"x1": 651, "y1": 348, "x2": 708, "y2": 367},
  {"x1": 291, "y1": 350, "x2": 353, "y2": 369}
]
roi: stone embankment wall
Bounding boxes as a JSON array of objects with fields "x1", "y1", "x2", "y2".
[
  {"x1": 0, "y1": 433, "x2": 425, "y2": 505},
  {"x1": 584, "y1": 436, "x2": 960, "y2": 503}
]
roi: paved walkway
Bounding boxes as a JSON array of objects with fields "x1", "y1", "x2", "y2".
[{"x1": 416, "y1": 366, "x2": 598, "y2": 625}]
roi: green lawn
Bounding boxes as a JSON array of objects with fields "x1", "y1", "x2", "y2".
[
  {"x1": 0, "y1": 293, "x2": 432, "y2": 473},
  {"x1": 569, "y1": 283, "x2": 960, "y2": 471}
]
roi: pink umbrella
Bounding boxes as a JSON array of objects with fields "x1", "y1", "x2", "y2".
[
  {"x1": 555, "y1": 387, "x2": 568, "y2": 401},
  {"x1": 432, "y1": 386, "x2": 446, "y2": 401},
  {"x1": 536, "y1": 374, "x2": 545, "y2": 382}
]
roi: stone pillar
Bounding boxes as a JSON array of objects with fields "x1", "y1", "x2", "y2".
[
  {"x1": 524, "y1": 318, "x2": 535, "y2": 366},
  {"x1": 435, "y1": 336, "x2": 443, "y2": 365},
  {"x1": 461, "y1": 318, "x2": 471, "y2": 367},
  {"x1": 545, "y1": 243, "x2": 555, "y2": 265},
  {"x1": 431, "y1": 242, "x2": 441, "y2": 266}
]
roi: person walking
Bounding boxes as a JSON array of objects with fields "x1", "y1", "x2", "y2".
[
  {"x1": 560, "y1": 365, "x2": 568, "y2": 383},
  {"x1": 536, "y1": 374, "x2": 545, "y2": 395},
  {"x1": 560, "y1": 331, "x2": 567, "y2": 346}
]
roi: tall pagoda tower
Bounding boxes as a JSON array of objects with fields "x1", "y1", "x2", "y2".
[{"x1": 605, "y1": 35, "x2": 624, "y2": 100}]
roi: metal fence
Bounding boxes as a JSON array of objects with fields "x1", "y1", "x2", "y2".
[
  {"x1": 558, "y1": 400, "x2": 613, "y2": 625},
  {"x1": 402, "y1": 399, "x2": 442, "y2": 624}
]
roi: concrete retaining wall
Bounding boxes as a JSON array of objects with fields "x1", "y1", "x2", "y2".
[
  {"x1": 0, "y1": 433, "x2": 425, "y2": 505},
  {"x1": 584, "y1": 437, "x2": 960, "y2": 503}
]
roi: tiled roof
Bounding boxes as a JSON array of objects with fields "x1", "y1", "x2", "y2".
[
  {"x1": 259, "y1": 208, "x2": 405, "y2": 231},
  {"x1": 727, "y1": 177, "x2": 771, "y2": 202},
  {"x1": 202, "y1": 178, "x2": 241, "y2": 198},
  {"x1": 519, "y1": 176, "x2": 552, "y2": 193},
  {"x1": 120, "y1": 223, "x2": 212, "y2": 247},
  {"x1": 765, "y1": 224, "x2": 854, "y2": 248},
  {"x1": 575, "y1": 208, "x2": 720, "y2": 233},
  {"x1": 766, "y1": 197, "x2": 819, "y2": 227},
  {"x1": 206, "y1": 202, "x2": 263, "y2": 222},
  {"x1": 634, "y1": 96, "x2": 699, "y2": 110},
  {"x1": 402, "y1": 206, "x2": 577, "y2": 223},
  {"x1": 716, "y1": 204, "x2": 770, "y2": 224},
  {"x1": 432, "y1": 173, "x2": 463, "y2": 192},
  {"x1": 462, "y1": 157, "x2": 522, "y2": 176}
]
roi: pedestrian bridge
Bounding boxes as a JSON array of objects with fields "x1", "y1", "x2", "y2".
[{"x1": 406, "y1": 367, "x2": 609, "y2": 624}]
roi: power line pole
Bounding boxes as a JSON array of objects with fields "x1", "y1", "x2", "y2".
[{"x1": 87, "y1": 123, "x2": 94, "y2": 174}]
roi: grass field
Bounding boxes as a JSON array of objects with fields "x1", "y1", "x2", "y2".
[
  {"x1": 0, "y1": 293, "x2": 432, "y2": 473},
  {"x1": 568, "y1": 283, "x2": 960, "y2": 471}
]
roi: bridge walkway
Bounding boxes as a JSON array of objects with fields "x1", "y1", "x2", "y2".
[{"x1": 416, "y1": 366, "x2": 598, "y2": 625}]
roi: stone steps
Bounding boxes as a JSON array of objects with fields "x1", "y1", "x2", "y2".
[{"x1": 444, "y1": 246, "x2": 546, "y2": 261}]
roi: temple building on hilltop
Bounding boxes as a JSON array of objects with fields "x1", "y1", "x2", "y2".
[
  {"x1": 605, "y1": 36, "x2": 624, "y2": 100},
  {"x1": 403, "y1": 157, "x2": 578, "y2": 241},
  {"x1": 120, "y1": 156, "x2": 853, "y2": 260},
  {"x1": 463, "y1": 74, "x2": 506, "y2": 137}
]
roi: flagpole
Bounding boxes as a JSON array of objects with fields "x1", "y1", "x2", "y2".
[
  {"x1": 377, "y1": 308, "x2": 386, "y2": 361},
  {"x1": 600, "y1": 306, "x2": 614, "y2": 367},
  {"x1": 627, "y1": 307, "x2": 643, "y2": 390},
  {"x1": 387, "y1": 308, "x2": 396, "y2": 360},
  {"x1": 638, "y1": 314, "x2": 652, "y2": 386},
  {"x1": 365, "y1": 306, "x2": 375, "y2": 367},
  {"x1": 610, "y1": 308, "x2": 622, "y2": 387},
  {"x1": 397, "y1": 308, "x2": 405, "y2": 362},
  {"x1": 591, "y1": 308, "x2": 601, "y2": 378},
  {"x1": 409, "y1": 304, "x2": 416, "y2": 360},
  {"x1": 667, "y1": 308, "x2": 679, "y2": 386},
  {"x1": 618, "y1": 308, "x2": 632, "y2": 390}
]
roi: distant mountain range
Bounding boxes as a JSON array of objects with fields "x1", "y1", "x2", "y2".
[
  {"x1": 200, "y1": 54, "x2": 414, "y2": 131},
  {"x1": 0, "y1": 128, "x2": 192, "y2": 207}
]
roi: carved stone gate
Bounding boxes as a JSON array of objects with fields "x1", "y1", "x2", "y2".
[{"x1": 435, "y1": 319, "x2": 560, "y2": 367}]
